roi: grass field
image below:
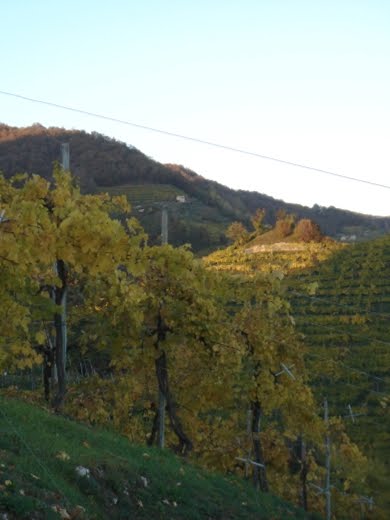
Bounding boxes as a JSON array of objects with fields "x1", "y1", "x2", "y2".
[{"x1": 0, "y1": 396, "x2": 320, "y2": 519}]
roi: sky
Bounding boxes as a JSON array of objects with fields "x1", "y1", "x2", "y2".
[{"x1": 1, "y1": 0, "x2": 389, "y2": 216}]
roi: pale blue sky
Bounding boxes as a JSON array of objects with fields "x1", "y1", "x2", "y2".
[{"x1": 1, "y1": 1, "x2": 389, "y2": 215}]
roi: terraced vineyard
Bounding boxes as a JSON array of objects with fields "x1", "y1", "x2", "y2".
[
  {"x1": 286, "y1": 236, "x2": 390, "y2": 512},
  {"x1": 204, "y1": 235, "x2": 390, "y2": 512},
  {"x1": 103, "y1": 183, "x2": 186, "y2": 203},
  {"x1": 286, "y1": 236, "x2": 390, "y2": 395}
]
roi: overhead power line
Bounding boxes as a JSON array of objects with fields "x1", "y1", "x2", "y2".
[{"x1": 1, "y1": 89, "x2": 390, "y2": 191}]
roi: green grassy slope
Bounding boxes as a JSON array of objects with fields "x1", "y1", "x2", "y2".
[{"x1": 0, "y1": 397, "x2": 319, "y2": 520}]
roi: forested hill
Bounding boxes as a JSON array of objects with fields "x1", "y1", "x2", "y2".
[{"x1": 1, "y1": 123, "x2": 389, "y2": 251}]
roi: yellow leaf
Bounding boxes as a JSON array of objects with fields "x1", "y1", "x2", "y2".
[
  {"x1": 55, "y1": 451, "x2": 70, "y2": 461},
  {"x1": 35, "y1": 331, "x2": 46, "y2": 345}
]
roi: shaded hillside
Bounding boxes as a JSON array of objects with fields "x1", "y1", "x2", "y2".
[
  {"x1": 1, "y1": 123, "x2": 389, "y2": 251},
  {"x1": 100, "y1": 184, "x2": 231, "y2": 254}
]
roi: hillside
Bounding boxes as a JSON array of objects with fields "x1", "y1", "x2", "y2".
[
  {"x1": 204, "y1": 235, "x2": 343, "y2": 275},
  {"x1": 287, "y1": 235, "x2": 390, "y2": 511},
  {"x1": 204, "y1": 233, "x2": 390, "y2": 513},
  {"x1": 0, "y1": 396, "x2": 318, "y2": 520},
  {"x1": 1, "y1": 123, "x2": 389, "y2": 252},
  {"x1": 1, "y1": 171, "x2": 387, "y2": 518}
]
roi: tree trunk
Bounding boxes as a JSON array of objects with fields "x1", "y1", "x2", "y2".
[
  {"x1": 155, "y1": 350, "x2": 192, "y2": 454},
  {"x1": 155, "y1": 351, "x2": 167, "y2": 448},
  {"x1": 251, "y1": 400, "x2": 268, "y2": 492},
  {"x1": 43, "y1": 347, "x2": 54, "y2": 401},
  {"x1": 157, "y1": 387, "x2": 166, "y2": 448},
  {"x1": 52, "y1": 259, "x2": 67, "y2": 410},
  {"x1": 43, "y1": 326, "x2": 56, "y2": 401},
  {"x1": 299, "y1": 436, "x2": 308, "y2": 511},
  {"x1": 153, "y1": 311, "x2": 192, "y2": 454},
  {"x1": 147, "y1": 405, "x2": 159, "y2": 446}
]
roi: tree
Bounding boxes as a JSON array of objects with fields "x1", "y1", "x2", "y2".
[
  {"x1": 137, "y1": 245, "x2": 233, "y2": 454},
  {"x1": 294, "y1": 219, "x2": 323, "y2": 242},
  {"x1": 229, "y1": 274, "x2": 320, "y2": 492},
  {"x1": 225, "y1": 222, "x2": 249, "y2": 245},
  {"x1": 251, "y1": 208, "x2": 266, "y2": 234},
  {"x1": 275, "y1": 211, "x2": 296, "y2": 238},
  {"x1": 0, "y1": 173, "x2": 52, "y2": 372},
  {"x1": 0, "y1": 169, "x2": 145, "y2": 408}
]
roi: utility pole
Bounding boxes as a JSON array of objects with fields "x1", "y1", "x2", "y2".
[
  {"x1": 51, "y1": 143, "x2": 69, "y2": 406},
  {"x1": 161, "y1": 206, "x2": 168, "y2": 245},
  {"x1": 324, "y1": 398, "x2": 331, "y2": 520},
  {"x1": 60, "y1": 144, "x2": 69, "y2": 371},
  {"x1": 158, "y1": 206, "x2": 168, "y2": 448},
  {"x1": 245, "y1": 407, "x2": 252, "y2": 478},
  {"x1": 61, "y1": 143, "x2": 70, "y2": 170}
]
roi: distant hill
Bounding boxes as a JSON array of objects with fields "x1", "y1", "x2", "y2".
[{"x1": 1, "y1": 123, "x2": 389, "y2": 252}]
